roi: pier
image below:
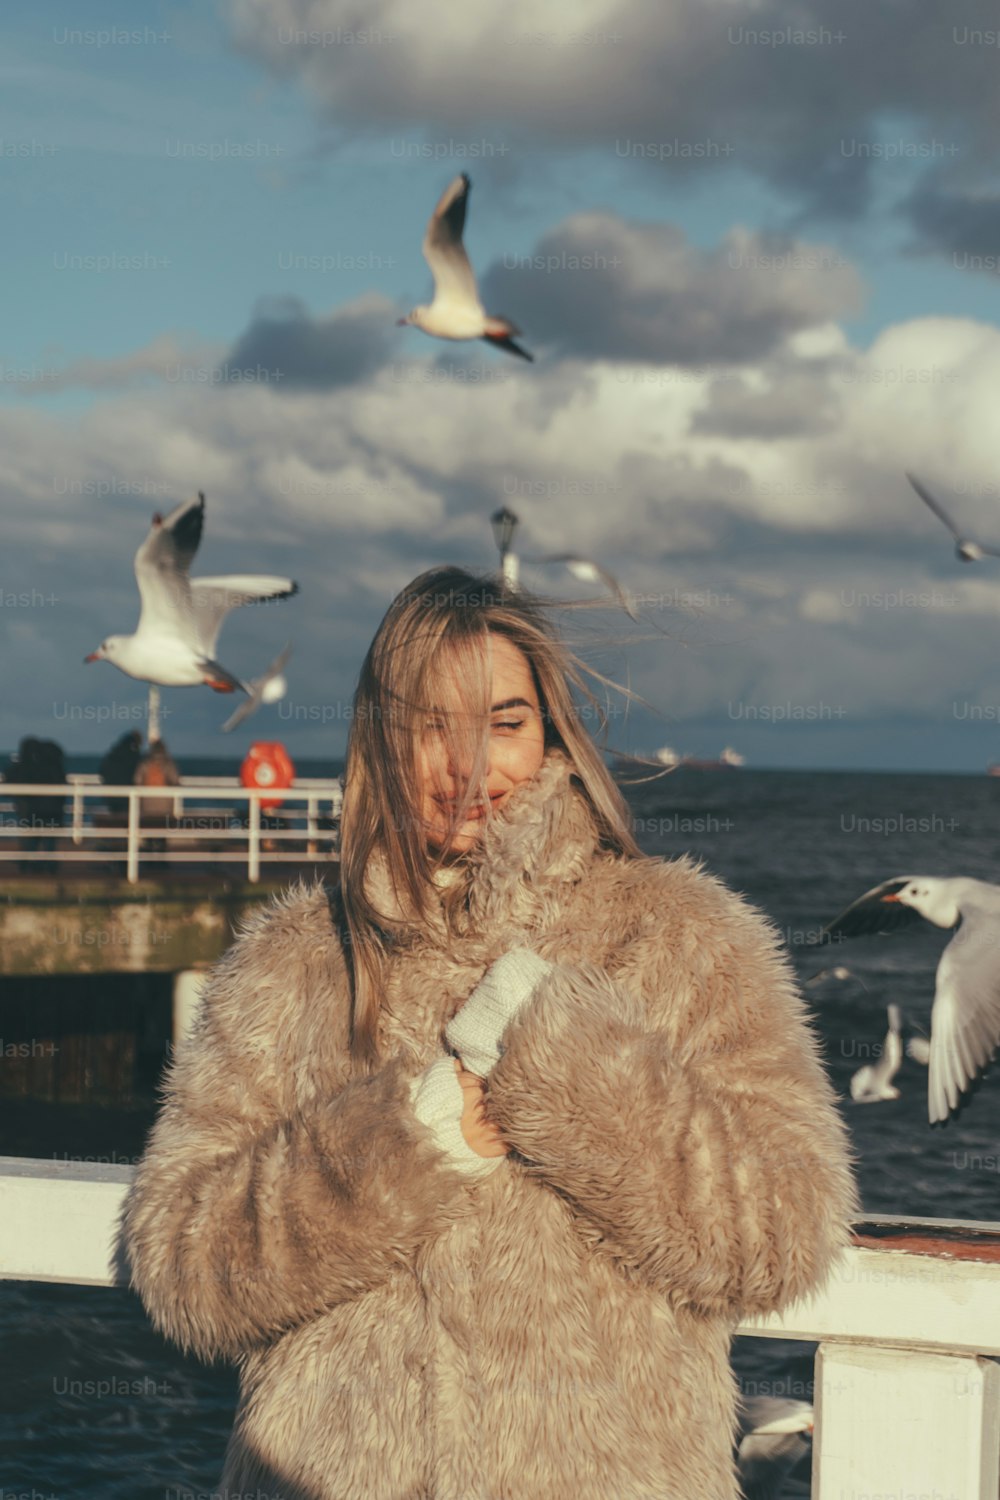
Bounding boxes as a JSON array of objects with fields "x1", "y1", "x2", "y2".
[
  {"x1": 0, "y1": 773, "x2": 343, "y2": 883},
  {"x1": 0, "y1": 777, "x2": 342, "y2": 1094}
]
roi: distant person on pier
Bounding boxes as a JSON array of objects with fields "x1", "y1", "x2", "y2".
[
  {"x1": 98, "y1": 730, "x2": 143, "y2": 817},
  {"x1": 133, "y1": 738, "x2": 180, "y2": 850},
  {"x1": 4, "y1": 736, "x2": 66, "y2": 872},
  {"x1": 124, "y1": 565, "x2": 858, "y2": 1500}
]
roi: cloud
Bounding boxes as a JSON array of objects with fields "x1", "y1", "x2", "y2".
[
  {"x1": 902, "y1": 174, "x2": 1000, "y2": 266},
  {"x1": 213, "y1": 212, "x2": 864, "y2": 380},
  {"x1": 689, "y1": 356, "x2": 846, "y2": 439},
  {"x1": 8, "y1": 303, "x2": 1000, "y2": 763},
  {"x1": 222, "y1": 290, "x2": 398, "y2": 388},
  {"x1": 481, "y1": 216, "x2": 863, "y2": 364},
  {"x1": 18, "y1": 296, "x2": 399, "y2": 398},
  {"x1": 15, "y1": 336, "x2": 221, "y2": 395},
  {"x1": 225, "y1": 0, "x2": 1000, "y2": 221}
]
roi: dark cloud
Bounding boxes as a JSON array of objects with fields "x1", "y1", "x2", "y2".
[
  {"x1": 902, "y1": 175, "x2": 1000, "y2": 265},
  {"x1": 222, "y1": 291, "x2": 396, "y2": 389},
  {"x1": 479, "y1": 217, "x2": 863, "y2": 364},
  {"x1": 9, "y1": 309, "x2": 1000, "y2": 768},
  {"x1": 226, "y1": 0, "x2": 1000, "y2": 219}
]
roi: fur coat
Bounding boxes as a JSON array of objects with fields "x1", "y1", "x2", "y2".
[{"x1": 123, "y1": 746, "x2": 858, "y2": 1499}]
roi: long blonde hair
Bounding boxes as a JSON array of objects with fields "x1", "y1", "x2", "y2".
[{"x1": 337, "y1": 565, "x2": 645, "y2": 1075}]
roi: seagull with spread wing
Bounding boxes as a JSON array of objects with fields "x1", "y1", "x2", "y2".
[
  {"x1": 849, "y1": 1005, "x2": 904, "y2": 1103},
  {"x1": 822, "y1": 875, "x2": 1000, "y2": 1123},
  {"x1": 906, "y1": 471, "x2": 1000, "y2": 562},
  {"x1": 396, "y1": 172, "x2": 533, "y2": 361},
  {"x1": 220, "y1": 643, "x2": 293, "y2": 733},
  {"x1": 84, "y1": 493, "x2": 298, "y2": 693}
]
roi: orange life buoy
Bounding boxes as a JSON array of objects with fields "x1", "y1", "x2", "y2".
[{"x1": 240, "y1": 742, "x2": 295, "y2": 810}]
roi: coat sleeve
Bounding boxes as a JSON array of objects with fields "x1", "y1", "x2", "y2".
[
  {"x1": 485, "y1": 858, "x2": 860, "y2": 1321},
  {"x1": 123, "y1": 886, "x2": 477, "y2": 1364}
]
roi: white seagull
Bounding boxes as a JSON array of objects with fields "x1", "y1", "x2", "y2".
[
  {"x1": 823, "y1": 876, "x2": 1000, "y2": 1123},
  {"x1": 84, "y1": 494, "x2": 298, "y2": 693},
  {"x1": 907, "y1": 1032, "x2": 932, "y2": 1066},
  {"x1": 220, "y1": 643, "x2": 293, "y2": 733},
  {"x1": 736, "y1": 1397, "x2": 813, "y2": 1500},
  {"x1": 521, "y1": 553, "x2": 637, "y2": 619},
  {"x1": 396, "y1": 172, "x2": 533, "y2": 361},
  {"x1": 906, "y1": 471, "x2": 1000, "y2": 563},
  {"x1": 849, "y1": 1004, "x2": 903, "y2": 1103}
]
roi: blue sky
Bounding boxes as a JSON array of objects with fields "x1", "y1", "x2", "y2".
[{"x1": 6, "y1": 0, "x2": 1000, "y2": 771}]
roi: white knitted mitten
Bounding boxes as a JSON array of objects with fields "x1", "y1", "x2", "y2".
[
  {"x1": 407, "y1": 1056, "x2": 504, "y2": 1176},
  {"x1": 445, "y1": 948, "x2": 554, "y2": 1079}
]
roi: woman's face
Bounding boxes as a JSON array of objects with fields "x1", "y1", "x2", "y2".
[{"x1": 418, "y1": 634, "x2": 547, "y2": 857}]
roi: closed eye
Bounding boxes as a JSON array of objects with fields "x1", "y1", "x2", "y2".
[{"x1": 425, "y1": 718, "x2": 526, "y2": 732}]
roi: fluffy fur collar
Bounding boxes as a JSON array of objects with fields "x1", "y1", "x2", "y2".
[{"x1": 361, "y1": 746, "x2": 603, "y2": 946}]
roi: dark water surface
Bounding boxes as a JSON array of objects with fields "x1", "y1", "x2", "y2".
[{"x1": 2, "y1": 768, "x2": 998, "y2": 1497}]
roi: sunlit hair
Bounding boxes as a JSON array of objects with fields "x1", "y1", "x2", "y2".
[{"x1": 337, "y1": 564, "x2": 650, "y2": 1074}]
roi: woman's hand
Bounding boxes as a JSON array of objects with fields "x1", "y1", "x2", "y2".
[{"x1": 453, "y1": 1057, "x2": 510, "y2": 1158}]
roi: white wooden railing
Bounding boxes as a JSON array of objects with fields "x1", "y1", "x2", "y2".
[
  {"x1": 0, "y1": 1156, "x2": 997, "y2": 1496},
  {"x1": 0, "y1": 777, "x2": 342, "y2": 882}
]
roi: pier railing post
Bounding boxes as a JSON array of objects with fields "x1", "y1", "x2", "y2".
[
  {"x1": 814, "y1": 1343, "x2": 1000, "y2": 1498},
  {"x1": 126, "y1": 790, "x2": 139, "y2": 884},
  {"x1": 248, "y1": 792, "x2": 260, "y2": 882}
]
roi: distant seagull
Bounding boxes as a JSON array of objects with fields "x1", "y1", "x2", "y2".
[
  {"x1": 396, "y1": 172, "x2": 534, "y2": 361},
  {"x1": 220, "y1": 643, "x2": 292, "y2": 733},
  {"x1": 907, "y1": 1032, "x2": 932, "y2": 1066},
  {"x1": 850, "y1": 1004, "x2": 903, "y2": 1102},
  {"x1": 84, "y1": 494, "x2": 298, "y2": 693},
  {"x1": 521, "y1": 553, "x2": 637, "y2": 619},
  {"x1": 736, "y1": 1397, "x2": 813, "y2": 1500},
  {"x1": 822, "y1": 876, "x2": 1000, "y2": 1123},
  {"x1": 803, "y1": 965, "x2": 866, "y2": 989},
  {"x1": 906, "y1": 471, "x2": 1000, "y2": 562}
]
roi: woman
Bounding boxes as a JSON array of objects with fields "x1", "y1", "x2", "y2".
[{"x1": 124, "y1": 565, "x2": 858, "y2": 1500}]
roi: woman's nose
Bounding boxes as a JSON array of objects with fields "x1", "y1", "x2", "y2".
[{"x1": 443, "y1": 741, "x2": 488, "y2": 784}]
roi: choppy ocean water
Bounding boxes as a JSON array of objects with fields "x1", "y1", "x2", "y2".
[{"x1": 2, "y1": 767, "x2": 998, "y2": 1498}]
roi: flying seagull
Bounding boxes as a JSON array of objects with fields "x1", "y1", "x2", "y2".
[
  {"x1": 736, "y1": 1397, "x2": 813, "y2": 1500},
  {"x1": 84, "y1": 494, "x2": 298, "y2": 693},
  {"x1": 849, "y1": 1004, "x2": 903, "y2": 1103},
  {"x1": 906, "y1": 471, "x2": 1000, "y2": 562},
  {"x1": 396, "y1": 172, "x2": 533, "y2": 361},
  {"x1": 822, "y1": 875, "x2": 1000, "y2": 1123},
  {"x1": 220, "y1": 643, "x2": 293, "y2": 733},
  {"x1": 521, "y1": 553, "x2": 637, "y2": 619}
]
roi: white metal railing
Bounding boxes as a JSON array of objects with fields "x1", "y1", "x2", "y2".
[
  {"x1": 56, "y1": 772, "x2": 341, "y2": 790},
  {"x1": 0, "y1": 780, "x2": 342, "y2": 882},
  {"x1": 0, "y1": 1158, "x2": 997, "y2": 1496}
]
